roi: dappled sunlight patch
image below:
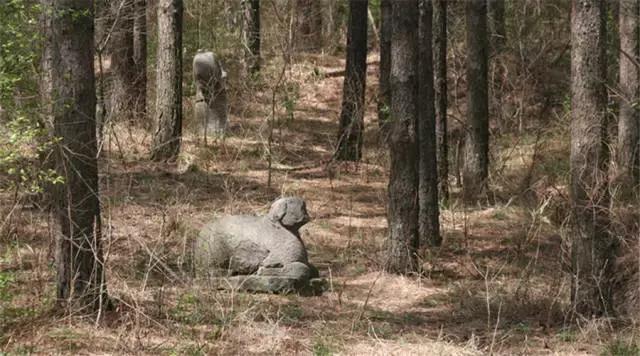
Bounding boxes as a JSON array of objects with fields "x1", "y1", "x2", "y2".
[
  {"x1": 341, "y1": 272, "x2": 445, "y2": 314},
  {"x1": 339, "y1": 338, "x2": 483, "y2": 356}
]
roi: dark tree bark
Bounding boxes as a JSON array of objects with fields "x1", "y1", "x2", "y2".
[
  {"x1": 488, "y1": 0, "x2": 506, "y2": 52},
  {"x1": 245, "y1": 0, "x2": 261, "y2": 74},
  {"x1": 42, "y1": 0, "x2": 107, "y2": 311},
  {"x1": 385, "y1": 0, "x2": 420, "y2": 274},
  {"x1": 617, "y1": 0, "x2": 640, "y2": 191},
  {"x1": 378, "y1": 0, "x2": 391, "y2": 131},
  {"x1": 463, "y1": 0, "x2": 490, "y2": 203},
  {"x1": 418, "y1": 0, "x2": 441, "y2": 247},
  {"x1": 336, "y1": 0, "x2": 368, "y2": 161},
  {"x1": 433, "y1": 0, "x2": 449, "y2": 203},
  {"x1": 133, "y1": 0, "x2": 147, "y2": 121},
  {"x1": 570, "y1": 0, "x2": 615, "y2": 317},
  {"x1": 151, "y1": 0, "x2": 183, "y2": 162},
  {"x1": 109, "y1": 0, "x2": 137, "y2": 122},
  {"x1": 296, "y1": 0, "x2": 323, "y2": 51}
]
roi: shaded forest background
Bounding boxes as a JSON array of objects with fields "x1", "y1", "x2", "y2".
[{"x1": 0, "y1": 0, "x2": 639, "y2": 354}]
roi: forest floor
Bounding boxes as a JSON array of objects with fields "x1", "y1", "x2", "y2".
[{"x1": 1, "y1": 53, "x2": 638, "y2": 355}]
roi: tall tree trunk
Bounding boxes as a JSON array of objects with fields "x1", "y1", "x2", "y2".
[
  {"x1": 570, "y1": 0, "x2": 615, "y2": 317},
  {"x1": 463, "y1": 0, "x2": 490, "y2": 203},
  {"x1": 378, "y1": 0, "x2": 391, "y2": 131},
  {"x1": 385, "y1": 0, "x2": 420, "y2": 274},
  {"x1": 336, "y1": 0, "x2": 368, "y2": 161},
  {"x1": 617, "y1": 0, "x2": 640, "y2": 192},
  {"x1": 296, "y1": 0, "x2": 323, "y2": 51},
  {"x1": 151, "y1": 0, "x2": 183, "y2": 162},
  {"x1": 418, "y1": 0, "x2": 441, "y2": 247},
  {"x1": 109, "y1": 0, "x2": 137, "y2": 122},
  {"x1": 433, "y1": 0, "x2": 449, "y2": 203},
  {"x1": 245, "y1": 0, "x2": 261, "y2": 75},
  {"x1": 488, "y1": 0, "x2": 506, "y2": 52},
  {"x1": 42, "y1": 0, "x2": 107, "y2": 311},
  {"x1": 133, "y1": 0, "x2": 147, "y2": 122}
]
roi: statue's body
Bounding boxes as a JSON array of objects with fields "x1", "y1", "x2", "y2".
[
  {"x1": 194, "y1": 197, "x2": 323, "y2": 294},
  {"x1": 193, "y1": 51, "x2": 228, "y2": 138}
]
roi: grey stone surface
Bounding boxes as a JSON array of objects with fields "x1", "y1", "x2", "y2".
[
  {"x1": 193, "y1": 51, "x2": 228, "y2": 137},
  {"x1": 194, "y1": 197, "x2": 324, "y2": 294}
]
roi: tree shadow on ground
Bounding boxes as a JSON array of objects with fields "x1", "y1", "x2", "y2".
[{"x1": 105, "y1": 163, "x2": 279, "y2": 211}]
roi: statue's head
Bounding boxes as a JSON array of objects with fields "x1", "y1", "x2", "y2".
[{"x1": 267, "y1": 197, "x2": 310, "y2": 233}]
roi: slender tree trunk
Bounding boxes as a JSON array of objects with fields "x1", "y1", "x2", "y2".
[
  {"x1": 336, "y1": 0, "x2": 368, "y2": 161},
  {"x1": 133, "y1": 0, "x2": 147, "y2": 121},
  {"x1": 378, "y1": 0, "x2": 391, "y2": 131},
  {"x1": 417, "y1": 0, "x2": 440, "y2": 247},
  {"x1": 245, "y1": 0, "x2": 261, "y2": 75},
  {"x1": 42, "y1": 0, "x2": 107, "y2": 311},
  {"x1": 433, "y1": 0, "x2": 449, "y2": 203},
  {"x1": 151, "y1": 0, "x2": 183, "y2": 162},
  {"x1": 385, "y1": 0, "x2": 420, "y2": 274},
  {"x1": 617, "y1": 0, "x2": 640, "y2": 192},
  {"x1": 488, "y1": 0, "x2": 506, "y2": 52},
  {"x1": 37, "y1": 0, "x2": 58, "y2": 208},
  {"x1": 570, "y1": 0, "x2": 615, "y2": 317},
  {"x1": 109, "y1": 0, "x2": 137, "y2": 122},
  {"x1": 463, "y1": 0, "x2": 490, "y2": 203}
]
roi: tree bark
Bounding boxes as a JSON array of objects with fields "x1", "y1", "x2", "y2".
[
  {"x1": 488, "y1": 0, "x2": 506, "y2": 52},
  {"x1": 463, "y1": 0, "x2": 490, "y2": 203},
  {"x1": 109, "y1": 0, "x2": 137, "y2": 122},
  {"x1": 418, "y1": 0, "x2": 441, "y2": 247},
  {"x1": 336, "y1": 0, "x2": 368, "y2": 161},
  {"x1": 433, "y1": 0, "x2": 449, "y2": 203},
  {"x1": 617, "y1": 0, "x2": 640, "y2": 192},
  {"x1": 42, "y1": 0, "x2": 107, "y2": 311},
  {"x1": 378, "y1": 0, "x2": 391, "y2": 132},
  {"x1": 151, "y1": 0, "x2": 183, "y2": 162},
  {"x1": 245, "y1": 0, "x2": 261, "y2": 75},
  {"x1": 385, "y1": 0, "x2": 420, "y2": 274},
  {"x1": 570, "y1": 0, "x2": 615, "y2": 317},
  {"x1": 133, "y1": 0, "x2": 147, "y2": 121}
]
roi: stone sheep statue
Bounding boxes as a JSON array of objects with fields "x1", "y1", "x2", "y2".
[
  {"x1": 193, "y1": 51, "x2": 228, "y2": 140},
  {"x1": 194, "y1": 197, "x2": 324, "y2": 295}
]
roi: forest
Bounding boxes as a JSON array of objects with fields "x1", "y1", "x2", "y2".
[{"x1": 0, "y1": 0, "x2": 639, "y2": 354}]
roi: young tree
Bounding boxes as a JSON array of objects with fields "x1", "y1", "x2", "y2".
[
  {"x1": 109, "y1": 0, "x2": 137, "y2": 122},
  {"x1": 378, "y1": 0, "x2": 391, "y2": 131},
  {"x1": 42, "y1": 0, "x2": 107, "y2": 310},
  {"x1": 463, "y1": 0, "x2": 490, "y2": 203},
  {"x1": 133, "y1": 0, "x2": 147, "y2": 120},
  {"x1": 245, "y1": 0, "x2": 261, "y2": 74},
  {"x1": 433, "y1": 0, "x2": 449, "y2": 202},
  {"x1": 151, "y1": 0, "x2": 183, "y2": 162},
  {"x1": 385, "y1": 0, "x2": 420, "y2": 273},
  {"x1": 617, "y1": 0, "x2": 639, "y2": 191},
  {"x1": 570, "y1": 0, "x2": 615, "y2": 316},
  {"x1": 336, "y1": 0, "x2": 368, "y2": 161},
  {"x1": 418, "y1": 0, "x2": 440, "y2": 246}
]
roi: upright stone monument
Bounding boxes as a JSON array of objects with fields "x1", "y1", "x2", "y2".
[{"x1": 193, "y1": 51, "x2": 228, "y2": 139}]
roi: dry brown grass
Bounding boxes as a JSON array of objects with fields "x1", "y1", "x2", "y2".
[{"x1": 0, "y1": 53, "x2": 637, "y2": 355}]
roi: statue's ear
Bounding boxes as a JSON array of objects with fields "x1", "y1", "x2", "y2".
[{"x1": 268, "y1": 200, "x2": 287, "y2": 224}]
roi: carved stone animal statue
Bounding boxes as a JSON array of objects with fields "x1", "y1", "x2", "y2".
[
  {"x1": 194, "y1": 197, "x2": 324, "y2": 294},
  {"x1": 193, "y1": 51, "x2": 228, "y2": 139}
]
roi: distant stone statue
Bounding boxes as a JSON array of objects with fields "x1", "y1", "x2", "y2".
[
  {"x1": 194, "y1": 197, "x2": 325, "y2": 295},
  {"x1": 193, "y1": 51, "x2": 228, "y2": 140}
]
